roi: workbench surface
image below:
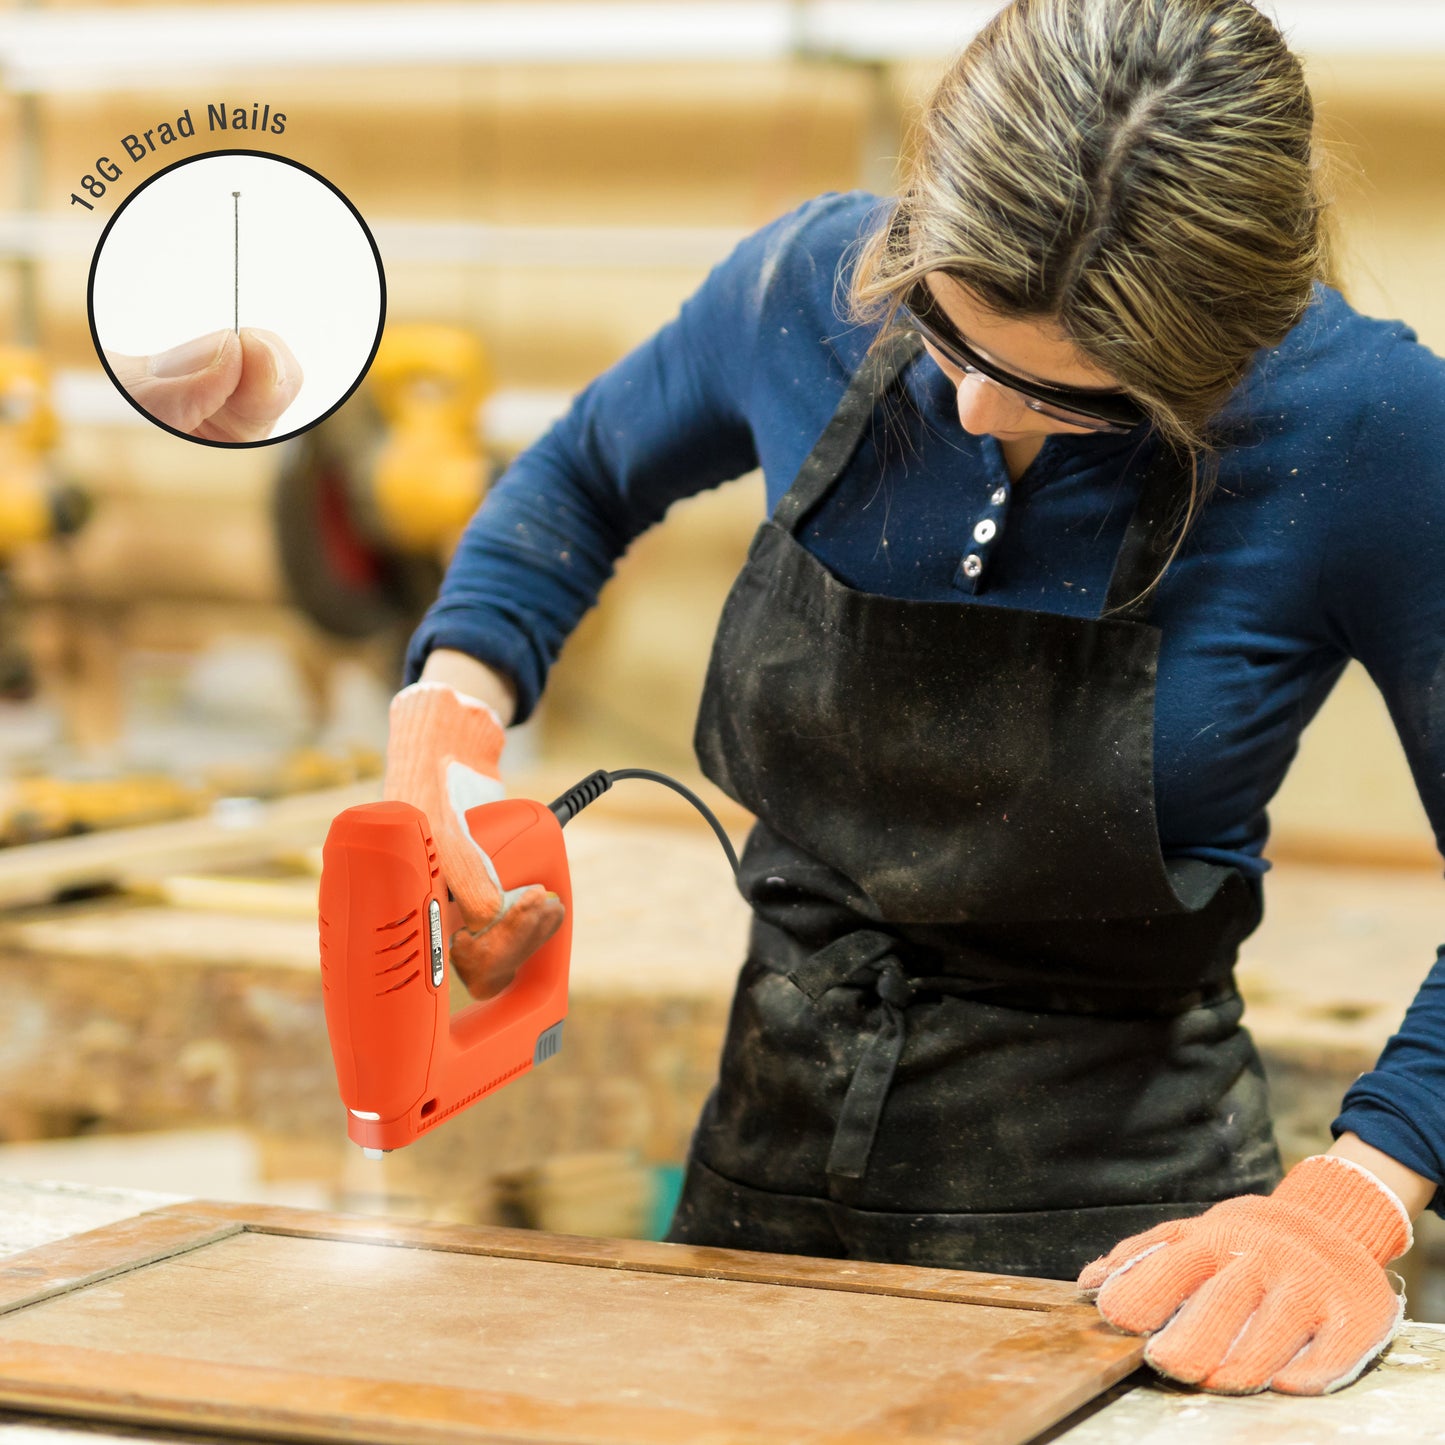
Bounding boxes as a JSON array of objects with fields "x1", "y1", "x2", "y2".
[{"x1": 1, "y1": 1181, "x2": 1441, "y2": 1443}]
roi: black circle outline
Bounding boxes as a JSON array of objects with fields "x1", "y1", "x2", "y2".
[{"x1": 86, "y1": 147, "x2": 387, "y2": 450}]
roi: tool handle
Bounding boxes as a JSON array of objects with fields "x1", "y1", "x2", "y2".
[{"x1": 319, "y1": 800, "x2": 442, "y2": 1120}]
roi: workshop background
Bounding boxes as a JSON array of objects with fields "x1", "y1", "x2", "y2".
[{"x1": 1, "y1": 0, "x2": 1445, "y2": 1316}]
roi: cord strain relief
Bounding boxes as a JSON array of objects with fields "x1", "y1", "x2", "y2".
[{"x1": 548, "y1": 769, "x2": 613, "y2": 825}]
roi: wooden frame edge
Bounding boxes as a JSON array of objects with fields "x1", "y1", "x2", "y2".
[
  {"x1": 839, "y1": 1312, "x2": 1146, "y2": 1444},
  {"x1": 0, "y1": 1204, "x2": 244, "y2": 1316},
  {"x1": 176, "y1": 1199, "x2": 1083, "y2": 1310},
  {"x1": 0, "y1": 1339, "x2": 798, "y2": 1445}
]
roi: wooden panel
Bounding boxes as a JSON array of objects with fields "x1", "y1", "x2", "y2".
[
  {"x1": 8, "y1": 1182, "x2": 1445, "y2": 1445},
  {"x1": 0, "y1": 1200, "x2": 1143, "y2": 1445}
]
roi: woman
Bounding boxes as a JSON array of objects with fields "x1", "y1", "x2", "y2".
[{"x1": 385, "y1": 0, "x2": 1444, "y2": 1397}]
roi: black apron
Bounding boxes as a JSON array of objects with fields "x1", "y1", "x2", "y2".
[{"x1": 667, "y1": 330, "x2": 1282, "y2": 1281}]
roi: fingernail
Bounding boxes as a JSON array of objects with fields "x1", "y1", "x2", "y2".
[
  {"x1": 150, "y1": 330, "x2": 230, "y2": 378},
  {"x1": 252, "y1": 333, "x2": 287, "y2": 387}
]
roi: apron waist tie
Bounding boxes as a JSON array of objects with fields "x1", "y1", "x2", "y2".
[
  {"x1": 786, "y1": 929, "x2": 1238, "y2": 1186},
  {"x1": 788, "y1": 931, "x2": 918, "y2": 1183}
]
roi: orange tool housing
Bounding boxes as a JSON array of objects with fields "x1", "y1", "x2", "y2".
[{"x1": 318, "y1": 797, "x2": 573, "y2": 1153}]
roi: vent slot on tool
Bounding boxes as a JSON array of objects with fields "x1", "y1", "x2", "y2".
[{"x1": 377, "y1": 969, "x2": 421, "y2": 996}]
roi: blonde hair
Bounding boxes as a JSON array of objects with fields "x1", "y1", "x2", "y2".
[{"x1": 850, "y1": 0, "x2": 1334, "y2": 551}]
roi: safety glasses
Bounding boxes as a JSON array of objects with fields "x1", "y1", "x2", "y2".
[{"x1": 901, "y1": 280, "x2": 1147, "y2": 434}]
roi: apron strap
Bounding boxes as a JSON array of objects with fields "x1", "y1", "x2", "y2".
[
  {"x1": 772, "y1": 330, "x2": 924, "y2": 536},
  {"x1": 786, "y1": 929, "x2": 898, "y2": 1000}
]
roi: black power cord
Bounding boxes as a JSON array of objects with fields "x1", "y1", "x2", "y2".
[{"x1": 548, "y1": 768, "x2": 740, "y2": 878}]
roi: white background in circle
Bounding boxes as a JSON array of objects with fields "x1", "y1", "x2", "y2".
[{"x1": 91, "y1": 151, "x2": 384, "y2": 441}]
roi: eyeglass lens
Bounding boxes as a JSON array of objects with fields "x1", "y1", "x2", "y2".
[{"x1": 902, "y1": 284, "x2": 1144, "y2": 433}]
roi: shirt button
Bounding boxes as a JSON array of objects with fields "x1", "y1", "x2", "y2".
[
  {"x1": 962, "y1": 553, "x2": 984, "y2": 578},
  {"x1": 973, "y1": 519, "x2": 997, "y2": 544},
  {"x1": 991, "y1": 486, "x2": 1008, "y2": 505}
]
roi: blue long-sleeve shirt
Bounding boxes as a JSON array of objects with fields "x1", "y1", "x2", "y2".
[{"x1": 407, "y1": 190, "x2": 1445, "y2": 1211}]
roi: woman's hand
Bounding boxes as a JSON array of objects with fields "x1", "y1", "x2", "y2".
[
  {"x1": 1079, "y1": 1151, "x2": 1419, "y2": 1395},
  {"x1": 383, "y1": 677, "x2": 563, "y2": 1000},
  {"x1": 104, "y1": 327, "x2": 302, "y2": 442}
]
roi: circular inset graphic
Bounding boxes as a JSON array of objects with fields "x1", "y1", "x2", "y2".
[{"x1": 88, "y1": 149, "x2": 386, "y2": 447}]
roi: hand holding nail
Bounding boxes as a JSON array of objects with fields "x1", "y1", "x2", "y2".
[{"x1": 103, "y1": 328, "x2": 303, "y2": 443}]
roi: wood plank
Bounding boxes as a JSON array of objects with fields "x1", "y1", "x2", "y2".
[
  {"x1": 0, "y1": 1206, "x2": 240, "y2": 1316},
  {"x1": 0, "y1": 1340, "x2": 789, "y2": 1445},
  {"x1": 0, "y1": 782, "x2": 381, "y2": 909},
  {"x1": 0, "y1": 1200, "x2": 1143, "y2": 1445},
  {"x1": 838, "y1": 1316, "x2": 1146, "y2": 1445},
  {"x1": 164, "y1": 1200, "x2": 1082, "y2": 1310},
  {"x1": 131, "y1": 872, "x2": 321, "y2": 918}
]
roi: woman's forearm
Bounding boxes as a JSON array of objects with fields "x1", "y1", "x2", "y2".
[
  {"x1": 418, "y1": 649, "x2": 518, "y2": 726},
  {"x1": 1329, "y1": 1131, "x2": 1438, "y2": 1221}
]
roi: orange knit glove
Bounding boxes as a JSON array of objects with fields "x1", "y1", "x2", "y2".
[
  {"x1": 383, "y1": 681, "x2": 564, "y2": 1000},
  {"x1": 1078, "y1": 1155, "x2": 1412, "y2": 1395}
]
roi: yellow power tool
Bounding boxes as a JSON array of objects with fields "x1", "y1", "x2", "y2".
[
  {"x1": 0, "y1": 349, "x2": 90, "y2": 554},
  {"x1": 0, "y1": 349, "x2": 91, "y2": 696}
]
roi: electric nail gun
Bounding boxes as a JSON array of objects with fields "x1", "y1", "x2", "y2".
[{"x1": 318, "y1": 769, "x2": 738, "y2": 1157}]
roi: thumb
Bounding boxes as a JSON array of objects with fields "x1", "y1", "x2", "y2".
[
  {"x1": 449, "y1": 885, "x2": 567, "y2": 1000},
  {"x1": 105, "y1": 330, "x2": 242, "y2": 434},
  {"x1": 192, "y1": 328, "x2": 302, "y2": 443},
  {"x1": 1078, "y1": 1222, "x2": 1182, "y2": 1294}
]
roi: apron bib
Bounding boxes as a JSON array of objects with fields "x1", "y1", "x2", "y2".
[{"x1": 670, "y1": 330, "x2": 1282, "y2": 1280}]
